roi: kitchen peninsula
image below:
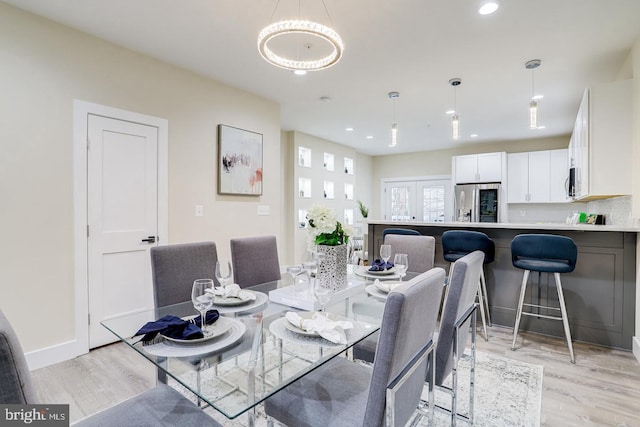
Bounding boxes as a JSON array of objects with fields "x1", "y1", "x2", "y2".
[{"x1": 367, "y1": 220, "x2": 638, "y2": 350}]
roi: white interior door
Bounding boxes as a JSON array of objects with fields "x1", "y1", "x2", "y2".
[{"x1": 87, "y1": 115, "x2": 158, "y2": 348}]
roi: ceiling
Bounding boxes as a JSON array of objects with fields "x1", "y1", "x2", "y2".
[{"x1": 5, "y1": 0, "x2": 640, "y2": 156}]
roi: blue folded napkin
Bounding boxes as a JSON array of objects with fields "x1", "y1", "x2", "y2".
[
  {"x1": 369, "y1": 259, "x2": 394, "y2": 272},
  {"x1": 134, "y1": 310, "x2": 220, "y2": 342}
]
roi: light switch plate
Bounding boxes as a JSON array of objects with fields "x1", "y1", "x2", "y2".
[
  {"x1": 195, "y1": 205, "x2": 204, "y2": 217},
  {"x1": 257, "y1": 205, "x2": 270, "y2": 216}
]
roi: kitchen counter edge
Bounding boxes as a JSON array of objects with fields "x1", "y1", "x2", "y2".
[{"x1": 363, "y1": 220, "x2": 640, "y2": 233}]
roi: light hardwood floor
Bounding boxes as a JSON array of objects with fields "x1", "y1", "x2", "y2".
[{"x1": 32, "y1": 326, "x2": 640, "y2": 426}]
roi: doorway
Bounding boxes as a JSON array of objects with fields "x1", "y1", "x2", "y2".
[
  {"x1": 74, "y1": 101, "x2": 168, "y2": 353},
  {"x1": 382, "y1": 177, "x2": 453, "y2": 222}
]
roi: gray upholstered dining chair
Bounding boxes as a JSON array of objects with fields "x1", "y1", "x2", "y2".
[
  {"x1": 383, "y1": 233, "x2": 436, "y2": 273},
  {"x1": 423, "y1": 250, "x2": 484, "y2": 426},
  {"x1": 0, "y1": 310, "x2": 221, "y2": 427},
  {"x1": 230, "y1": 235, "x2": 281, "y2": 288},
  {"x1": 264, "y1": 267, "x2": 446, "y2": 427},
  {"x1": 150, "y1": 241, "x2": 219, "y2": 306}
]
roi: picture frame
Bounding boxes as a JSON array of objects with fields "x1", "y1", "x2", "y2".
[{"x1": 217, "y1": 124, "x2": 263, "y2": 196}]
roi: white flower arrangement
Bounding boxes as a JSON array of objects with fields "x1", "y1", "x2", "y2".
[{"x1": 306, "y1": 204, "x2": 353, "y2": 246}]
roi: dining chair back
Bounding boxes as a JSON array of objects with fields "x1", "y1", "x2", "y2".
[
  {"x1": 0, "y1": 310, "x2": 221, "y2": 426},
  {"x1": 383, "y1": 234, "x2": 436, "y2": 273},
  {"x1": 230, "y1": 235, "x2": 281, "y2": 288},
  {"x1": 150, "y1": 242, "x2": 219, "y2": 307},
  {"x1": 265, "y1": 268, "x2": 445, "y2": 427},
  {"x1": 427, "y1": 250, "x2": 484, "y2": 425}
]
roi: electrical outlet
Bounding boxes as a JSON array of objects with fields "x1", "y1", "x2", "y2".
[
  {"x1": 257, "y1": 205, "x2": 270, "y2": 216},
  {"x1": 195, "y1": 205, "x2": 204, "y2": 217}
]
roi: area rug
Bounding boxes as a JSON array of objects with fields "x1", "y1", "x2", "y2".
[{"x1": 170, "y1": 350, "x2": 543, "y2": 426}]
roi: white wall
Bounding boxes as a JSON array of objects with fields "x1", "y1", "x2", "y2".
[
  {"x1": 0, "y1": 3, "x2": 281, "y2": 359},
  {"x1": 287, "y1": 131, "x2": 373, "y2": 264}
]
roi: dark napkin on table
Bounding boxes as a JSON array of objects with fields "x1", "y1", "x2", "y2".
[
  {"x1": 369, "y1": 259, "x2": 394, "y2": 272},
  {"x1": 134, "y1": 310, "x2": 220, "y2": 342}
]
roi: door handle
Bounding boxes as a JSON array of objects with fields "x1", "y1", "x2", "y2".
[{"x1": 141, "y1": 236, "x2": 156, "y2": 243}]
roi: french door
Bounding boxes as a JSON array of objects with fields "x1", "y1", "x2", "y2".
[{"x1": 382, "y1": 179, "x2": 452, "y2": 222}]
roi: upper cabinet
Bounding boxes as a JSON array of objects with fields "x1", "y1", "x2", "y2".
[
  {"x1": 452, "y1": 152, "x2": 505, "y2": 184},
  {"x1": 569, "y1": 79, "x2": 632, "y2": 200},
  {"x1": 507, "y1": 149, "x2": 568, "y2": 204}
]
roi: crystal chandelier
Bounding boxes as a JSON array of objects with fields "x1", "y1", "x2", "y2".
[{"x1": 258, "y1": 1, "x2": 344, "y2": 73}]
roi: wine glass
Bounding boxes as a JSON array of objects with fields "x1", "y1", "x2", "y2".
[
  {"x1": 215, "y1": 261, "x2": 233, "y2": 295},
  {"x1": 287, "y1": 265, "x2": 303, "y2": 294},
  {"x1": 191, "y1": 279, "x2": 214, "y2": 335},
  {"x1": 380, "y1": 244, "x2": 392, "y2": 267},
  {"x1": 394, "y1": 253, "x2": 408, "y2": 281},
  {"x1": 313, "y1": 278, "x2": 333, "y2": 313}
]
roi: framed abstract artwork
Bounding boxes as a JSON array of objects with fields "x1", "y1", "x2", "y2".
[{"x1": 217, "y1": 124, "x2": 263, "y2": 195}]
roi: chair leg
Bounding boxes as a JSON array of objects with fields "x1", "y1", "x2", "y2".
[
  {"x1": 480, "y1": 268, "x2": 491, "y2": 326},
  {"x1": 512, "y1": 269, "x2": 530, "y2": 350},
  {"x1": 476, "y1": 280, "x2": 489, "y2": 341},
  {"x1": 554, "y1": 273, "x2": 575, "y2": 364}
]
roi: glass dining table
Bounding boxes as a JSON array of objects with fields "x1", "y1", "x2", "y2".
[{"x1": 100, "y1": 266, "x2": 416, "y2": 426}]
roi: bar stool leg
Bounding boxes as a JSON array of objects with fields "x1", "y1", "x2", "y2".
[
  {"x1": 476, "y1": 281, "x2": 489, "y2": 341},
  {"x1": 480, "y1": 268, "x2": 491, "y2": 327},
  {"x1": 512, "y1": 269, "x2": 530, "y2": 350},
  {"x1": 554, "y1": 272, "x2": 575, "y2": 364}
]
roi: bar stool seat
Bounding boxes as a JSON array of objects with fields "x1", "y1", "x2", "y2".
[
  {"x1": 441, "y1": 230, "x2": 495, "y2": 341},
  {"x1": 510, "y1": 233, "x2": 578, "y2": 363}
]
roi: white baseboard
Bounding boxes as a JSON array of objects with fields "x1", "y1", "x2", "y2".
[
  {"x1": 25, "y1": 339, "x2": 87, "y2": 371},
  {"x1": 633, "y1": 336, "x2": 640, "y2": 364}
]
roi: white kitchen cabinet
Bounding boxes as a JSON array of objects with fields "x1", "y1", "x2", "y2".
[
  {"x1": 549, "y1": 149, "x2": 569, "y2": 202},
  {"x1": 569, "y1": 79, "x2": 632, "y2": 200},
  {"x1": 453, "y1": 152, "x2": 504, "y2": 184},
  {"x1": 507, "y1": 149, "x2": 568, "y2": 203}
]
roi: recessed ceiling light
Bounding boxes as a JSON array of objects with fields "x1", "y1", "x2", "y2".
[
  {"x1": 537, "y1": 125, "x2": 546, "y2": 129},
  {"x1": 345, "y1": 127, "x2": 354, "y2": 131},
  {"x1": 294, "y1": 70, "x2": 307, "y2": 76},
  {"x1": 478, "y1": 1, "x2": 499, "y2": 15},
  {"x1": 446, "y1": 110, "x2": 456, "y2": 115},
  {"x1": 470, "y1": 134, "x2": 479, "y2": 138},
  {"x1": 365, "y1": 135, "x2": 373, "y2": 139}
]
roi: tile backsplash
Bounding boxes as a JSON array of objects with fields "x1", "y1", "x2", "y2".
[{"x1": 506, "y1": 196, "x2": 632, "y2": 225}]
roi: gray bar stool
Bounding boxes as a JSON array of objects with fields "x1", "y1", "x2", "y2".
[
  {"x1": 441, "y1": 230, "x2": 495, "y2": 341},
  {"x1": 510, "y1": 234, "x2": 578, "y2": 363}
]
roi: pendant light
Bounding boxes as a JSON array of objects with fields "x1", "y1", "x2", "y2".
[
  {"x1": 388, "y1": 92, "x2": 399, "y2": 147},
  {"x1": 258, "y1": 0, "x2": 344, "y2": 73},
  {"x1": 525, "y1": 59, "x2": 542, "y2": 129},
  {"x1": 449, "y1": 78, "x2": 462, "y2": 140}
]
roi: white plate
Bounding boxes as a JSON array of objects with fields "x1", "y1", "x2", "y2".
[
  {"x1": 365, "y1": 284, "x2": 389, "y2": 302},
  {"x1": 161, "y1": 316, "x2": 233, "y2": 344},
  {"x1": 354, "y1": 266, "x2": 401, "y2": 280},
  {"x1": 367, "y1": 267, "x2": 396, "y2": 276},
  {"x1": 284, "y1": 312, "x2": 353, "y2": 337},
  {"x1": 212, "y1": 290, "x2": 256, "y2": 307},
  {"x1": 143, "y1": 318, "x2": 247, "y2": 358},
  {"x1": 374, "y1": 280, "x2": 403, "y2": 293}
]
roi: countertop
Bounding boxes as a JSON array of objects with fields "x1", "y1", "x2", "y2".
[{"x1": 364, "y1": 220, "x2": 640, "y2": 233}]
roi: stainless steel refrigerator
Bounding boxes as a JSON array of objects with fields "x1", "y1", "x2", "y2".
[{"x1": 454, "y1": 183, "x2": 501, "y2": 222}]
